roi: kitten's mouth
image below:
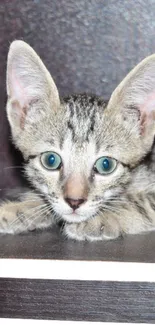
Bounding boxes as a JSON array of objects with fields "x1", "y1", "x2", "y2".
[{"x1": 61, "y1": 211, "x2": 93, "y2": 223}]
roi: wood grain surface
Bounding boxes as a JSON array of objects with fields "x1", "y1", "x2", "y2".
[{"x1": 0, "y1": 278, "x2": 155, "y2": 322}]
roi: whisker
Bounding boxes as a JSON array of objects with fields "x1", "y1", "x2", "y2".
[
  {"x1": 18, "y1": 197, "x2": 45, "y2": 204},
  {"x1": 13, "y1": 204, "x2": 52, "y2": 233},
  {"x1": 99, "y1": 204, "x2": 121, "y2": 215},
  {"x1": 27, "y1": 206, "x2": 54, "y2": 232},
  {"x1": 23, "y1": 191, "x2": 47, "y2": 199},
  {"x1": 15, "y1": 207, "x2": 48, "y2": 232},
  {"x1": 9, "y1": 203, "x2": 49, "y2": 229},
  {"x1": 3, "y1": 166, "x2": 23, "y2": 170}
]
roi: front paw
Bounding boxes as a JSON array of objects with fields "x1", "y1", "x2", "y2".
[
  {"x1": 0, "y1": 198, "x2": 53, "y2": 234},
  {"x1": 63, "y1": 215, "x2": 120, "y2": 241}
]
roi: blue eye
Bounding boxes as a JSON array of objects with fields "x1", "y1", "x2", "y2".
[
  {"x1": 94, "y1": 156, "x2": 117, "y2": 175},
  {"x1": 41, "y1": 152, "x2": 62, "y2": 170}
]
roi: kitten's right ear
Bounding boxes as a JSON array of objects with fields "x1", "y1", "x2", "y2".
[
  {"x1": 107, "y1": 54, "x2": 155, "y2": 151},
  {"x1": 6, "y1": 40, "x2": 60, "y2": 132}
]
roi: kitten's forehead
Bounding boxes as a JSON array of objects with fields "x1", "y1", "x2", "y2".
[
  {"x1": 61, "y1": 94, "x2": 107, "y2": 145},
  {"x1": 61, "y1": 94, "x2": 127, "y2": 153},
  {"x1": 62, "y1": 133, "x2": 97, "y2": 168}
]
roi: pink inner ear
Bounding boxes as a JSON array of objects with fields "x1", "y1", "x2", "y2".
[
  {"x1": 10, "y1": 67, "x2": 28, "y2": 108},
  {"x1": 139, "y1": 91, "x2": 155, "y2": 134},
  {"x1": 11, "y1": 100, "x2": 27, "y2": 130},
  {"x1": 140, "y1": 91, "x2": 155, "y2": 117},
  {"x1": 8, "y1": 68, "x2": 29, "y2": 130}
]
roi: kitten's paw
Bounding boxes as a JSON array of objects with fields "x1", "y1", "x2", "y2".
[
  {"x1": 0, "y1": 202, "x2": 24, "y2": 234},
  {"x1": 0, "y1": 198, "x2": 53, "y2": 234},
  {"x1": 63, "y1": 215, "x2": 121, "y2": 241}
]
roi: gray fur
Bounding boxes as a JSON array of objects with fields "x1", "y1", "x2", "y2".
[{"x1": 1, "y1": 40, "x2": 155, "y2": 240}]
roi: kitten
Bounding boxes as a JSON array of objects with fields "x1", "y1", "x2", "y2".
[{"x1": 0, "y1": 40, "x2": 155, "y2": 241}]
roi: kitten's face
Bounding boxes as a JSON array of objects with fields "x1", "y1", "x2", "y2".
[
  {"x1": 23, "y1": 95, "x2": 143, "y2": 223},
  {"x1": 6, "y1": 41, "x2": 155, "y2": 224}
]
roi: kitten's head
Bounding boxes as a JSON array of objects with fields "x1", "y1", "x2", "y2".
[{"x1": 6, "y1": 41, "x2": 155, "y2": 223}]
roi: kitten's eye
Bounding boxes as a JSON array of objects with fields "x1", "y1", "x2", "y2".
[
  {"x1": 94, "y1": 157, "x2": 117, "y2": 175},
  {"x1": 40, "y1": 152, "x2": 62, "y2": 170}
]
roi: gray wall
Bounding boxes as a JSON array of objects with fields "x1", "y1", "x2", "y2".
[{"x1": 0, "y1": 0, "x2": 155, "y2": 189}]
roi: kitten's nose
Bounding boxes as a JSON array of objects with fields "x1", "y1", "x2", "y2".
[{"x1": 65, "y1": 198, "x2": 85, "y2": 210}]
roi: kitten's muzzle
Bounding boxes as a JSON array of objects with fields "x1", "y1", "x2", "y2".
[
  {"x1": 65, "y1": 198, "x2": 86, "y2": 210},
  {"x1": 63, "y1": 173, "x2": 88, "y2": 211}
]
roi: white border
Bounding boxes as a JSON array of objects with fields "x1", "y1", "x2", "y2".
[
  {"x1": 0, "y1": 320, "x2": 150, "y2": 325},
  {"x1": 0, "y1": 259, "x2": 155, "y2": 282}
]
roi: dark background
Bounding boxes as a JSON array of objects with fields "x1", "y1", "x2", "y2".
[{"x1": 0, "y1": 0, "x2": 155, "y2": 191}]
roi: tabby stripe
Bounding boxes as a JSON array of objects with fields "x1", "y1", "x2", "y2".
[
  {"x1": 134, "y1": 200, "x2": 150, "y2": 221},
  {"x1": 147, "y1": 193, "x2": 155, "y2": 211}
]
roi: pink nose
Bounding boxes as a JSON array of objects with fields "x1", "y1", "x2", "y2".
[{"x1": 65, "y1": 198, "x2": 85, "y2": 210}]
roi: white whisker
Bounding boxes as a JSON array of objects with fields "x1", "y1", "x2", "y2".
[
  {"x1": 9, "y1": 203, "x2": 49, "y2": 229},
  {"x1": 13, "y1": 204, "x2": 52, "y2": 233}
]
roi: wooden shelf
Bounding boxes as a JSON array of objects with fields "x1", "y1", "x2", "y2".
[
  {"x1": 0, "y1": 227, "x2": 155, "y2": 323},
  {"x1": 0, "y1": 225, "x2": 155, "y2": 262}
]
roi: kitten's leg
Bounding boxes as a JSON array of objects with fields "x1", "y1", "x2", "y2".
[
  {"x1": 0, "y1": 191, "x2": 54, "y2": 234},
  {"x1": 63, "y1": 214, "x2": 121, "y2": 241}
]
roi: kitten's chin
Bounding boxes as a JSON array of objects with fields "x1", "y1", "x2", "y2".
[{"x1": 62, "y1": 212, "x2": 89, "y2": 223}]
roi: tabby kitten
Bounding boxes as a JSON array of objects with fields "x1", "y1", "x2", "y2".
[{"x1": 1, "y1": 40, "x2": 155, "y2": 240}]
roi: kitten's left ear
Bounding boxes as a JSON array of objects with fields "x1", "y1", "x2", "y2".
[
  {"x1": 108, "y1": 54, "x2": 155, "y2": 148},
  {"x1": 6, "y1": 40, "x2": 60, "y2": 132}
]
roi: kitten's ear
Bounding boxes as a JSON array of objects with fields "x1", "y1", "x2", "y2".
[
  {"x1": 108, "y1": 54, "x2": 155, "y2": 147},
  {"x1": 6, "y1": 40, "x2": 60, "y2": 131}
]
